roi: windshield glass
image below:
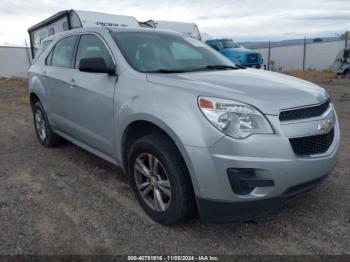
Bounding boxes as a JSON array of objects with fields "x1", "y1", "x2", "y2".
[
  {"x1": 217, "y1": 40, "x2": 240, "y2": 49},
  {"x1": 111, "y1": 31, "x2": 236, "y2": 73}
]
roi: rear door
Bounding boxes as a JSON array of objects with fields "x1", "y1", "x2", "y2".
[
  {"x1": 45, "y1": 35, "x2": 78, "y2": 130},
  {"x1": 69, "y1": 34, "x2": 117, "y2": 156}
]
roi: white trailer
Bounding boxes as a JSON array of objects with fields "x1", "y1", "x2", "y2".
[
  {"x1": 28, "y1": 9, "x2": 139, "y2": 58},
  {"x1": 140, "y1": 20, "x2": 201, "y2": 40}
]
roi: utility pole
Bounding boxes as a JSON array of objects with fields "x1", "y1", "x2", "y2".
[
  {"x1": 302, "y1": 36, "x2": 306, "y2": 71},
  {"x1": 24, "y1": 40, "x2": 32, "y2": 66},
  {"x1": 345, "y1": 31, "x2": 349, "y2": 49},
  {"x1": 267, "y1": 41, "x2": 271, "y2": 70}
]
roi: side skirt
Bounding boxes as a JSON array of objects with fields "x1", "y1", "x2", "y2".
[{"x1": 54, "y1": 129, "x2": 120, "y2": 166}]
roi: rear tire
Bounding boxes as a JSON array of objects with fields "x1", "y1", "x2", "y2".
[
  {"x1": 344, "y1": 70, "x2": 350, "y2": 79},
  {"x1": 128, "y1": 134, "x2": 195, "y2": 225},
  {"x1": 33, "y1": 101, "x2": 61, "y2": 147}
]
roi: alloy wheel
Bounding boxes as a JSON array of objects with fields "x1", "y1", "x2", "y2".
[
  {"x1": 35, "y1": 109, "x2": 46, "y2": 141},
  {"x1": 134, "y1": 153, "x2": 171, "y2": 212}
]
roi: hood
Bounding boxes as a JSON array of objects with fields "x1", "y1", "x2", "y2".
[
  {"x1": 221, "y1": 47, "x2": 259, "y2": 55},
  {"x1": 146, "y1": 69, "x2": 328, "y2": 115}
]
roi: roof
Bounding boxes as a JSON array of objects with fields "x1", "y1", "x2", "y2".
[
  {"x1": 38, "y1": 26, "x2": 185, "y2": 42},
  {"x1": 28, "y1": 9, "x2": 141, "y2": 33},
  {"x1": 73, "y1": 10, "x2": 139, "y2": 28},
  {"x1": 28, "y1": 10, "x2": 71, "y2": 33}
]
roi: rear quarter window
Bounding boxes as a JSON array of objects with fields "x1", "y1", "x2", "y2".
[{"x1": 33, "y1": 40, "x2": 52, "y2": 63}]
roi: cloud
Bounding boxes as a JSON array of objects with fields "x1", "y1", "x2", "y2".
[{"x1": 0, "y1": 0, "x2": 349, "y2": 45}]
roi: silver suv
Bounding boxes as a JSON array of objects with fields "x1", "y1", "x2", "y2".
[{"x1": 28, "y1": 27, "x2": 340, "y2": 224}]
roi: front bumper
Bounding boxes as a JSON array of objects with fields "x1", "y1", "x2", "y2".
[
  {"x1": 197, "y1": 174, "x2": 327, "y2": 223},
  {"x1": 185, "y1": 108, "x2": 340, "y2": 223}
]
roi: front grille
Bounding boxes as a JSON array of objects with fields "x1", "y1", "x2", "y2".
[
  {"x1": 289, "y1": 128, "x2": 334, "y2": 157},
  {"x1": 247, "y1": 54, "x2": 258, "y2": 64},
  {"x1": 279, "y1": 100, "x2": 330, "y2": 121}
]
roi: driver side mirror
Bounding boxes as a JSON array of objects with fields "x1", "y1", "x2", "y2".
[{"x1": 78, "y1": 57, "x2": 116, "y2": 76}]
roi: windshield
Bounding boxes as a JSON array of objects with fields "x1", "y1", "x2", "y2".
[
  {"x1": 111, "y1": 31, "x2": 236, "y2": 73},
  {"x1": 217, "y1": 40, "x2": 240, "y2": 49}
]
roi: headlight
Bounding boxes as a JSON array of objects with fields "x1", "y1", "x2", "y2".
[{"x1": 198, "y1": 97, "x2": 273, "y2": 138}]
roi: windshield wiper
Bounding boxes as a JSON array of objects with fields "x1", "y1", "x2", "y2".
[
  {"x1": 145, "y1": 65, "x2": 244, "y2": 74},
  {"x1": 145, "y1": 69, "x2": 187, "y2": 73},
  {"x1": 190, "y1": 65, "x2": 241, "y2": 71}
]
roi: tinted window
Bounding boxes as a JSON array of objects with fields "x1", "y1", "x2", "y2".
[
  {"x1": 206, "y1": 41, "x2": 219, "y2": 50},
  {"x1": 75, "y1": 34, "x2": 114, "y2": 69},
  {"x1": 46, "y1": 49, "x2": 54, "y2": 65},
  {"x1": 63, "y1": 22, "x2": 69, "y2": 31},
  {"x1": 34, "y1": 40, "x2": 52, "y2": 60},
  {"x1": 51, "y1": 36, "x2": 77, "y2": 68},
  {"x1": 48, "y1": 28, "x2": 55, "y2": 36},
  {"x1": 217, "y1": 40, "x2": 240, "y2": 49},
  {"x1": 112, "y1": 31, "x2": 233, "y2": 72},
  {"x1": 32, "y1": 32, "x2": 40, "y2": 56}
]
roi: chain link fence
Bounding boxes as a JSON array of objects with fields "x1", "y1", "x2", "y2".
[{"x1": 251, "y1": 34, "x2": 349, "y2": 72}]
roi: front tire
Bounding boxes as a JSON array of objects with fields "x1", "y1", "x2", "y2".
[
  {"x1": 128, "y1": 134, "x2": 195, "y2": 225},
  {"x1": 33, "y1": 101, "x2": 61, "y2": 147}
]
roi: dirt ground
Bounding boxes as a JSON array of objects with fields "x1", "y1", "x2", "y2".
[{"x1": 0, "y1": 78, "x2": 349, "y2": 255}]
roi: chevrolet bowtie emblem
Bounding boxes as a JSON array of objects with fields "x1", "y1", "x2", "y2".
[{"x1": 318, "y1": 120, "x2": 332, "y2": 131}]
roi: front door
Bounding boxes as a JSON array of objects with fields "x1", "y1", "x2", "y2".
[{"x1": 68, "y1": 34, "x2": 117, "y2": 156}]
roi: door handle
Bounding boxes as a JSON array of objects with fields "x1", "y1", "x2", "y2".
[
  {"x1": 69, "y1": 78, "x2": 77, "y2": 89},
  {"x1": 41, "y1": 70, "x2": 47, "y2": 80}
]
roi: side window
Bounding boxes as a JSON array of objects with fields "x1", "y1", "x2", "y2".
[
  {"x1": 34, "y1": 40, "x2": 52, "y2": 60},
  {"x1": 75, "y1": 34, "x2": 114, "y2": 69},
  {"x1": 169, "y1": 41, "x2": 202, "y2": 60},
  {"x1": 63, "y1": 22, "x2": 69, "y2": 31},
  {"x1": 32, "y1": 32, "x2": 40, "y2": 56},
  {"x1": 51, "y1": 36, "x2": 77, "y2": 68},
  {"x1": 46, "y1": 48, "x2": 54, "y2": 65},
  {"x1": 48, "y1": 28, "x2": 55, "y2": 36},
  {"x1": 206, "y1": 41, "x2": 219, "y2": 51}
]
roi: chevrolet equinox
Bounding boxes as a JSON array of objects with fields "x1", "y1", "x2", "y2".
[{"x1": 28, "y1": 27, "x2": 340, "y2": 224}]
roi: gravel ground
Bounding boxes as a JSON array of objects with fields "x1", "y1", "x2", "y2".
[{"x1": 0, "y1": 79, "x2": 349, "y2": 255}]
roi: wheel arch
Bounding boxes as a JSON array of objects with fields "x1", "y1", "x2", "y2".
[
  {"x1": 29, "y1": 92, "x2": 40, "y2": 110},
  {"x1": 119, "y1": 118, "x2": 200, "y2": 195}
]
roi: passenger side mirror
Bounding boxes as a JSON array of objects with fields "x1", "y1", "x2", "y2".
[{"x1": 78, "y1": 57, "x2": 116, "y2": 76}]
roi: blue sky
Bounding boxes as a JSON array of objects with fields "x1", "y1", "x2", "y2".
[{"x1": 0, "y1": 0, "x2": 349, "y2": 46}]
